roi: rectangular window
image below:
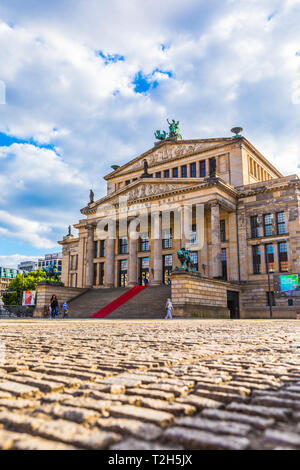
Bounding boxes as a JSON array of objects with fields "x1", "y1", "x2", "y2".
[
  {"x1": 155, "y1": 171, "x2": 161, "y2": 178},
  {"x1": 162, "y1": 228, "x2": 172, "y2": 249},
  {"x1": 99, "y1": 262, "x2": 104, "y2": 286},
  {"x1": 220, "y1": 220, "x2": 226, "y2": 242},
  {"x1": 190, "y1": 162, "x2": 196, "y2": 177},
  {"x1": 200, "y1": 161, "x2": 206, "y2": 177},
  {"x1": 252, "y1": 245, "x2": 261, "y2": 274},
  {"x1": 278, "y1": 241, "x2": 288, "y2": 272},
  {"x1": 221, "y1": 248, "x2": 227, "y2": 280},
  {"x1": 181, "y1": 165, "x2": 187, "y2": 178},
  {"x1": 120, "y1": 259, "x2": 128, "y2": 271},
  {"x1": 266, "y1": 291, "x2": 276, "y2": 306},
  {"x1": 172, "y1": 167, "x2": 178, "y2": 178},
  {"x1": 100, "y1": 240, "x2": 105, "y2": 257},
  {"x1": 263, "y1": 214, "x2": 273, "y2": 237},
  {"x1": 190, "y1": 252, "x2": 198, "y2": 271},
  {"x1": 276, "y1": 212, "x2": 286, "y2": 235},
  {"x1": 250, "y1": 216, "x2": 260, "y2": 238},
  {"x1": 164, "y1": 169, "x2": 170, "y2": 178},
  {"x1": 139, "y1": 234, "x2": 149, "y2": 252},
  {"x1": 190, "y1": 224, "x2": 197, "y2": 245},
  {"x1": 265, "y1": 243, "x2": 275, "y2": 273},
  {"x1": 125, "y1": 180, "x2": 130, "y2": 186},
  {"x1": 119, "y1": 237, "x2": 128, "y2": 255},
  {"x1": 141, "y1": 257, "x2": 150, "y2": 269},
  {"x1": 163, "y1": 254, "x2": 173, "y2": 267}
]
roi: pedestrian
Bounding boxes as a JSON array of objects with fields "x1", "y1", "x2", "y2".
[
  {"x1": 167, "y1": 278, "x2": 172, "y2": 287},
  {"x1": 165, "y1": 298, "x2": 173, "y2": 319},
  {"x1": 143, "y1": 275, "x2": 149, "y2": 286},
  {"x1": 138, "y1": 276, "x2": 142, "y2": 286},
  {"x1": 50, "y1": 295, "x2": 59, "y2": 319},
  {"x1": 62, "y1": 302, "x2": 69, "y2": 318}
]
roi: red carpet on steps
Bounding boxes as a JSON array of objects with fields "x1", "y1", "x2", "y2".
[{"x1": 90, "y1": 285, "x2": 148, "y2": 319}]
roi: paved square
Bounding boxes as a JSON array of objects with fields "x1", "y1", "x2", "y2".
[{"x1": 0, "y1": 319, "x2": 299, "y2": 450}]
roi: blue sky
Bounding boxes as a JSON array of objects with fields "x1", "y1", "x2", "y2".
[{"x1": 0, "y1": 0, "x2": 300, "y2": 268}]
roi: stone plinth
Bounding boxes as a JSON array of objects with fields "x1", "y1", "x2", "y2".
[
  {"x1": 171, "y1": 271, "x2": 231, "y2": 318},
  {"x1": 34, "y1": 283, "x2": 87, "y2": 317}
]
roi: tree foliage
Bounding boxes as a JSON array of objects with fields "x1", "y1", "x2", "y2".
[{"x1": 3, "y1": 270, "x2": 46, "y2": 305}]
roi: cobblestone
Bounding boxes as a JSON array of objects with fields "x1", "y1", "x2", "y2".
[{"x1": 0, "y1": 319, "x2": 299, "y2": 450}]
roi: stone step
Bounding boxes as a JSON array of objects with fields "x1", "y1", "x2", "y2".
[{"x1": 68, "y1": 286, "x2": 171, "y2": 319}]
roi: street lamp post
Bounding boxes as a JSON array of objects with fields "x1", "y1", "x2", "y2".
[{"x1": 266, "y1": 259, "x2": 273, "y2": 319}]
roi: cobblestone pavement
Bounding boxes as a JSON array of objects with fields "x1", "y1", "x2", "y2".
[{"x1": 0, "y1": 319, "x2": 299, "y2": 450}]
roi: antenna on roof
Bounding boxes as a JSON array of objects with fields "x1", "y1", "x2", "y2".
[{"x1": 231, "y1": 127, "x2": 243, "y2": 138}]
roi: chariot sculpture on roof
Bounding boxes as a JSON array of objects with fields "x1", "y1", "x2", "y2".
[{"x1": 154, "y1": 119, "x2": 182, "y2": 141}]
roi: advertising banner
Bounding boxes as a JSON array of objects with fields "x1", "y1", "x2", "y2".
[
  {"x1": 274, "y1": 274, "x2": 300, "y2": 297},
  {"x1": 22, "y1": 291, "x2": 36, "y2": 306}
]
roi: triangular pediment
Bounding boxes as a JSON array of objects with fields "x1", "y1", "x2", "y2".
[
  {"x1": 105, "y1": 138, "x2": 235, "y2": 180},
  {"x1": 82, "y1": 178, "x2": 204, "y2": 214}
]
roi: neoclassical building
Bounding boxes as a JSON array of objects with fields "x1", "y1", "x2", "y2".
[{"x1": 59, "y1": 129, "x2": 300, "y2": 318}]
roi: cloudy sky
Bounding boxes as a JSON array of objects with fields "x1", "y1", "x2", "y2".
[{"x1": 0, "y1": 0, "x2": 300, "y2": 268}]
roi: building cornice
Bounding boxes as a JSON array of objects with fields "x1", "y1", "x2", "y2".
[
  {"x1": 81, "y1": 177, "x2": 238, "y2": 216},
  {"x1": 237, "y1": 175, "x2": 300, "y2": 198}
]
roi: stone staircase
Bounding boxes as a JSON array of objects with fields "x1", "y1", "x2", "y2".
[{"x1": 68, "y1": 285, "x2": 171, "y2": 319}]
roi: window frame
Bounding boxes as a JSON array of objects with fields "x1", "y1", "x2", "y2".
[
  {"x1": 276, "y1": 212, "x2": 286, "y2": 235},
  {"x1": 263, "y1": 214, "x2": 273, "y2": 237}
]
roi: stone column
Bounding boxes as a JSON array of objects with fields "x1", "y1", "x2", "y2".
[
  {"x1": 105, "y1": 238, "x2": 115, "y2": 288},
  {"x1": 128, "y1": 235, "x2": 138, "y2": 287},
  {"x1": 180, "y1": 206, "x2": 189, "y2": 249},
  {"x1": 273, "y1": 242, "x2": 279, "y2": 273},
  {"x1": 152, "y1": 211, "x2": 162, "y2": 285},
  {"x1": 85, "y1": 225, "x2": 95, "y2": 288},
  {"x1": 211, "y1": 202, "x2": 222, "y2": 278}
]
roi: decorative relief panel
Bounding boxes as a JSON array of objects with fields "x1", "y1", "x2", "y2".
[{"x1": 116, "y1": 142, "x2": 227, "y2": 176}]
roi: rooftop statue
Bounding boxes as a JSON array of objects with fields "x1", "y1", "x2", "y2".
[
  {"x1": 89, "y1": 189, "x2": 94, "y2": 204},
  {"x1": 154, "y1": 119, "x2": 182, "y2": 141}
]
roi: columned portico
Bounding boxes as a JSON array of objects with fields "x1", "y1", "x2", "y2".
[{"x1": 211, "y1": 202, "x2": 222, "y2": 278}]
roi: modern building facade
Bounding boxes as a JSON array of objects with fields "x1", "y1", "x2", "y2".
[
  {"x1": 37, "y1": 253, "x2": 62, "y2": 275},
  {"x1": 18, "y1": 261, "x2": 38, "y2": 272},
  {"x1": 59, "y1": 130, "x2": 300, "y2": 318},
  {"x1": 0, "y1": 267, "x2": 19, "y2": 292}
]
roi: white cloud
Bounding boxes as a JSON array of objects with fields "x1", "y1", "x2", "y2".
[
  {"x1": 0, "y1": 254, "x2": 39, "y2": 269},
  {"x1": 0, "y1": 0, "x2": 299, "y2": 255},
  {"x1": 0, "y1": 209, "x2": 56, "y2": 249}
]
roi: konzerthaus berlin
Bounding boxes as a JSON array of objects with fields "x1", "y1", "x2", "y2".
[{"x1": 59, "y1": 128, "x2": 300, "y2": 319}]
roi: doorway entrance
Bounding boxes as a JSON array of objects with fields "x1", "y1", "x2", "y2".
[
  {"x1": 163, "y1": 254, "x2": 173, "y2": 285},
  {"x1": 119, "y1": 259, "x2": 128, "y2": 287},
  {"x1": 227, "y1": 290, "x2": 240, "y2": 319},
  {"x1": 140, "y1": 257, "x2": 150, "y2": 285}
]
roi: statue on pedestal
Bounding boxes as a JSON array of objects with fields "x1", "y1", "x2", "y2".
[{"x1": 176, "y1": 248, "x2": 197, "y2": 272}]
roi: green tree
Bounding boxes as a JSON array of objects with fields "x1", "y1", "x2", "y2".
[{"x1": 3, "y1": 270, "x2": 46, "y2": 306}]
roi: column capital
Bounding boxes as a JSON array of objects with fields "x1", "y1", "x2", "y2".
[{"x1": 210, "y1": 200, "x2": 220, "y2": 209}]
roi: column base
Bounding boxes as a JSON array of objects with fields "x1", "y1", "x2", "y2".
[{"x1": 105, "y1": 283, "x2": 114, "y2": 288}]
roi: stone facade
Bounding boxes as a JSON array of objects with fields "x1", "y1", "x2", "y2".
[
  {"x1": 34, "y1": 283, "x2": 87, "y2": 317},
  {"x1": 171, "y1": 271, "x2": 234, "y2": 318},
  {"x1": 58, "y1": 134, "x2": 300, "y2": 318}
]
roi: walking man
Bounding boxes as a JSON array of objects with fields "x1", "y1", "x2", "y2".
[{"x1": 165, "y1": 298, "x2": 174, "y2": 319}]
